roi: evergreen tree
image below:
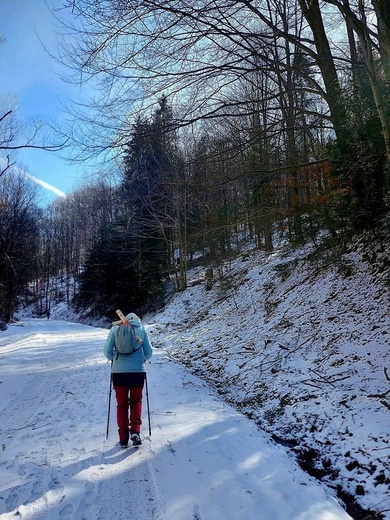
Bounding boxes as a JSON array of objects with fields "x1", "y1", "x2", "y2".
[
  {"x1": 121, "y1": 97, "x2": 177, "y2": 288},
  {"x1": 76, "y1": 224, "x2": 143, "y2": 316},
  {"x1": 77, "y1": 98, "x2": 178, "y2": 316}
]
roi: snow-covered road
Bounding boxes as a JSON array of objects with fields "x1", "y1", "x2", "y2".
[{"x1": 0, "y1": 319, "x2": 352, "y2": 519}]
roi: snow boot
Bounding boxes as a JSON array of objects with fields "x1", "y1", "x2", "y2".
[{"x1": 130, "y1": 433, "x2": 142, "y2": 446}]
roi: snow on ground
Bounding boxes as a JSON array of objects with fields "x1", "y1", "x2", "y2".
[
  {"x1": 0, "y1": 318, "x2": 352, "y2": 519},
  {"x1": 150, "y1": 239, "x2": 390, "y2": 519}
]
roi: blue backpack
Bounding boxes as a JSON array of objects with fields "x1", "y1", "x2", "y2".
[{"x1": 114, "y1": 324, "x2": 142, "y2": 358}]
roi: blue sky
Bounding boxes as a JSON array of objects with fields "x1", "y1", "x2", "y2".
[{"x1": 0, "y1": 0, "x2": 86, "y2": 204}]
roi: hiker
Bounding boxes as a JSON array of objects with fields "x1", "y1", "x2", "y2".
[{"x1": 103, "y1": 312, "x2": 153, "y2": 448}]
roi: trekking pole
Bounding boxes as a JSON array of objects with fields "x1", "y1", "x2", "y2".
[
  {"x1": 105, "y1": 363, "x2": 113, "y2": 440},
  {"x1": 145, "y1": 372, "x2": 152, "y2": 436}
]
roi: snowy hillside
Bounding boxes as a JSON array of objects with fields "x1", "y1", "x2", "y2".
[
  {"x1": 1, "y1": 319, "x2": 352, "y2": 520},
  {"x1": 150, "y1": 235, "x2": 390, "y2": 519}
]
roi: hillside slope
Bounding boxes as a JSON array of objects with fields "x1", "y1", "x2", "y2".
[{"x1": 150, "y1": 235, "x2": 390, "y2": 519}]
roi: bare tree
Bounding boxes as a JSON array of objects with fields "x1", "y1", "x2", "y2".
[
  {"x1": 52, "y1": 0, "x2": 389, "y2": 260},
  {"x1": 0, "y1": 31, "x2": 65, "y2": 167},
  {"x1": 57, "y1": 1, "x2": 337, "y2": 158},
  {"x1": 0, "y1": 96, "x2": 64, "y2": 162},
  {"x1": 0, "y1": 170, "x2": 39, "y2": 322},
  {"x1": 319, "y1": 0, "x2": 390, "y2": 161}
]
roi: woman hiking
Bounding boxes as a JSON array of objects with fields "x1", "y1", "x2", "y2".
[{"x1": 103, "y1": 312, "x2": 153, "y2": 448}]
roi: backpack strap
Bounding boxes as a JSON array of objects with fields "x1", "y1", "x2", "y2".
[{"x1": 115, "y1": 344, "x2": 142, "y2": 360}]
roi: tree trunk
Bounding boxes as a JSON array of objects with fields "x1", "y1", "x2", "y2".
[
  {"x1": 298, "y1": 0, "x2": 348, "y2": 148},
  {"x1": 372, "y1": 0, "x2": 390, "y2": 83}
]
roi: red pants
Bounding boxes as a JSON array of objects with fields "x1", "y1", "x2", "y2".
[{"x1": 114, "y1": 385, "x2": 143, "y2": 443}]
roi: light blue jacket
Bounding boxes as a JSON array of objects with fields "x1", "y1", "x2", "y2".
[{"x1": 103, "y1": 313, "x2": 153, "y2": 373}]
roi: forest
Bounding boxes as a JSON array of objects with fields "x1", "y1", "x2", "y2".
[{"x1": 0, "y1": 0, "x2": 389, "y2": 325}]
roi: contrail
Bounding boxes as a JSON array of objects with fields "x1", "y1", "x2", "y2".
[
  {"x1": 0, "y1": 159, "x2": 67, "y2": 198},
  {"x1": 24, "y1": 171, "x2": 67, "y2": 198}
]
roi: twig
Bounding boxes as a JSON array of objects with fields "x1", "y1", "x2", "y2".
[
  {"x1": 6, "y1": 420, "x2": 40, "y2": 432},
  {"x1": 368, "y1": 367, "x2": 390, "y2": 398},
  {"x1": 61, "y1": 386, "x2": 75, "y2": 396}
]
